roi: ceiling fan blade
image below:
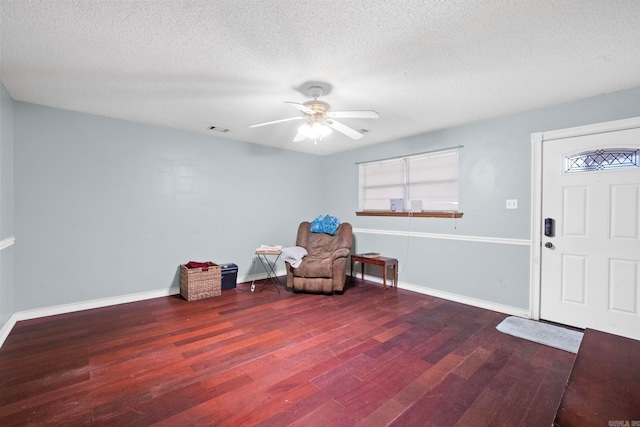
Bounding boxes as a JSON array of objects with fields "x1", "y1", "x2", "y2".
[
  {"x1": 292, "y1": 131, "x2": 306, "y2": 142},
  {"x1": 284, "y1": 101, "x2": 314, "y2": 114},
  {"x1": 327, "y1": 110, "x2": 379, "y2": 119},
  {"x1": 249, "y1": 116, "x2": 304, "y2": 128},
  {"x1": 326, "y1": 120, "x2": 363, "y2": 139}
]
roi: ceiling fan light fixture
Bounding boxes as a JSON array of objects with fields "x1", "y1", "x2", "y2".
[
  {"x1": 250, "y1": 86, "x2": 377, "y2": 143},
  {"x1": 299, "y1": 120, "x2": 332, "y2": 140}
]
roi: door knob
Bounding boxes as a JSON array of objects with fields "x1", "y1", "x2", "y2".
[{"x1": 544, "y1": 242, "x2": 554, "y2": 249}]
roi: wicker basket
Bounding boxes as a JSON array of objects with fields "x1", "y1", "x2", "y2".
[{"x1": 179, "y1": 262, "x2": 221, "y2": 301}]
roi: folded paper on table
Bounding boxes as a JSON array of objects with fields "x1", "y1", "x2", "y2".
[{"x1": 256, "y1": 244, "x2": 283, "y2": 254}]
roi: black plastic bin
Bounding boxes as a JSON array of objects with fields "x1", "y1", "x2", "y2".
[{"x1": 220, "y1": 263, "x2": 238, "y2": 290}]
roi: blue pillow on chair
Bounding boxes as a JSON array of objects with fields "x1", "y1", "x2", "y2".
[{"x1": 311, "y1": 215, "x2": 340, "y2": 235}]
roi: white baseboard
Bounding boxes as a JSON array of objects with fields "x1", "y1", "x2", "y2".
[
  {"x1": 351, "y1": 272, "x2": 530, "y2": 318},
  {"x1": 12, "y1": 287, "x2": 181, "y2": 323},
  {"x1": 0, "y1": 313, "x2": 18, "y2": 348},
  {"x1": 0, "y1": 270, "x2": 284, "y2": 348},
  {"x1": 1, "y1": 269, "x2": 525, "y2": 348},
  {"x1": 10, "y1": 269, "x2": 285, "y2": 324},
  {"x1": 238, "y1": 268, "x2": 286, "y2": 285},
  {"x1": 0, "y1": 288, "x2": 180, "y2": 348}
]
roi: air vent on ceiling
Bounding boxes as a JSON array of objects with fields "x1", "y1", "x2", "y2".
[{"x1": 209, "y1": 126, "x2": 230, "y2": 133}]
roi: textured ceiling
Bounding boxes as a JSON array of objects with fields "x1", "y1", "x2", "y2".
[{"x1": 1, "y1": 1, "x2": 639, "y2": 155}]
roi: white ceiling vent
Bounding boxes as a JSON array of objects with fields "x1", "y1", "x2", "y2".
[{"x1": 209, "y1": 126, "x2": 230, "y2": 133}]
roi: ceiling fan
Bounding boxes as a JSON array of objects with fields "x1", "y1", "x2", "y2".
[{"x1": 249, "y1": 86, "x2": 379, "y2": 142}]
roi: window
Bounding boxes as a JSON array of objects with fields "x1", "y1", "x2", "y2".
[
  {"x1": 564, "y1": 148, "x2": 639, "y2": 173},
  {"x1": 358, "y1": 148, "x2": 461, "y2": 217}
]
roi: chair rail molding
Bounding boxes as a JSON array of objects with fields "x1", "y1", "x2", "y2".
[
  {"x1": 0, "y1": 236, "x2": 15, "y2": 251},
  {"x1": 352, "y1": 228, "x2": 530, "y2": 246}
]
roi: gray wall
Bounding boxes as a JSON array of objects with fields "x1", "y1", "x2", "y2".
[
  {"x1": 0, "y1": 84, "x2": 15, "y2": 326},
  {"x1": 13, "y1": 102, "x2": 322, "y2": 311},
  {"x1": 7, "y1": 86, "x2": 640, "y2": 315},
  {"x1": 321, "y1": 87, "x2": 640, "y2": 310}
]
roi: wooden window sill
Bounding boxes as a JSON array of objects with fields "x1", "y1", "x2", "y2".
[{"x1": 356, "y1": 211, "x2": 463, "y2": 218}]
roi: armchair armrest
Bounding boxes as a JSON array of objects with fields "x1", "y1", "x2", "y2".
[{"x1": 331, "y1": 248, "x2": 350, "y2": 261}]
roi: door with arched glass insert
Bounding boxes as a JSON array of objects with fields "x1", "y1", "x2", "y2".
[{"x1": 541, "y1": 128, "x2": 640, "y2": 340}]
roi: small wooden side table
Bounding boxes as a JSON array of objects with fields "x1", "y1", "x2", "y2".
[{"x1": 350, "y1": 254, "x2": 398, "y2": 290}]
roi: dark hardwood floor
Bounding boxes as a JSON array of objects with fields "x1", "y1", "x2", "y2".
[
  {"x1": 0, "y1": 278, "x2": 577, "y2": 426},
  {"x1": 554, "y1": 329, "x2": 640, "y2": 426}
]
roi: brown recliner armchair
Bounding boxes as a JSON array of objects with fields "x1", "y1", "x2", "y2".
[{"x1": 285, "y1": 221, "x2": 353, "y2": 294}]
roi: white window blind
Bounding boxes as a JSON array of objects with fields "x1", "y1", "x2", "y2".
[
  {"x1": 407, "y1": 151, "x2": 458, "y2": 211},
  {"x1": 360, "y1": 160, "x2": 405, "y2": 211},
  {"x1": 359, "y1": 148, "x2": 459, "y2": 212}
]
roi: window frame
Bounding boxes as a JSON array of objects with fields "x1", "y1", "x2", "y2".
[{"x1": 357, "y1": 148, "x2": 463, "y2": 218}]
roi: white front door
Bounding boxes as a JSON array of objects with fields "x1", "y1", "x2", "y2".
[{"x1": 540, "y1": 127, "x2": 640, "y2": 340}]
